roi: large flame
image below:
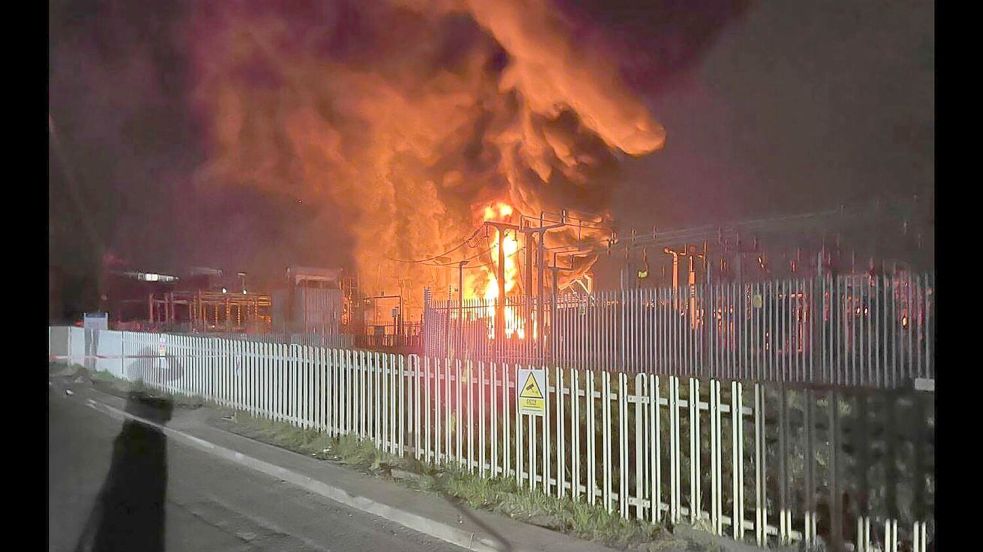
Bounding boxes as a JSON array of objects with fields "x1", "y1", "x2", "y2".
[
  {"x1": 187, "y1": 0, "x2": 676, "y2": 319},
  {"x1": 478, "y1": 202, "x2": 525, "y2": 338},
  {"x1": 50, "y1": 0, "x2": 751, "y2": 324}
]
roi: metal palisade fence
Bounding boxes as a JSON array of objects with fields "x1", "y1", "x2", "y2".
[
  {"x1": 423, "y1": 273, "x2": 935, "y2": 390},
  {"x1": 51, "y1": 326, "x2": 933, "y2": 552}
]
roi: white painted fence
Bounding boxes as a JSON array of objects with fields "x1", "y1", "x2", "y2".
[{"x1": 50, "y1": 327, "x2": 933, "y2": 552}]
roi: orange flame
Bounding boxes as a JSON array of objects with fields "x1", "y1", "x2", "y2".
[
  {"x1": 479, "y1": 202, "x2": 525, "y2": 339},
  {"x1": 186, "y1": 2, "x2": 670, "y2": 321}
]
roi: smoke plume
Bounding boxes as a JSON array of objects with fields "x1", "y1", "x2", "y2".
[{"x1": 50, "y1": 0, "x2": 748, "y2": 316}]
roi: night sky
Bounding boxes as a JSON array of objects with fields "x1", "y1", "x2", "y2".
[
  {"x1": 49, "y1": 1, "x2": 933, "y2": 317},
  {"x1": 613, "y1": 0, "x2": 934, "y2": 230}
]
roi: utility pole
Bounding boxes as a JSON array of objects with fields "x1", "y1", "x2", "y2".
[
  {"x1": 524, "y1": 229, "x2": 534, "y2": 295},
  {"x1": 663, "y1": 248, "x2": 682, "y2": 289},
  {"x1": 458, "y1": 260, "x2": 468, "y2": 322},
  {"x1": 496, "y1": 225, "x2": 506, "y2": 340},
  {"x1": 484, "y1": 216, "x2": 567, "y2": 344},
  {"x1": 663, "y1": 243, "x2": 706, "y2": 324},
  {"x1": 537, "y1": 230, "x2": 545, "y2": 337},
  {"x1": 524, "y1": 229, "x2": 535, "y2": 342},
  {"x1": 479, "y1": 220, "x2": 512, "y2": 342}
]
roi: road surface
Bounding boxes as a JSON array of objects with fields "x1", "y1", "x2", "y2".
[{"x1": 49, "y1": 389, "x2": 464, "y2": 552}]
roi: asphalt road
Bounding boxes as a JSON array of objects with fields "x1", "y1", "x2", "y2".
[{"x1": 49, "y1": 389, "x2": 464, "y2": 552}]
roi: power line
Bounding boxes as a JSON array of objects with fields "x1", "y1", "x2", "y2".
[
  {"x1": 421, "y1": 243, "x2": 529, "y2": 270},
  {"x1": 388, "y1": 225, "x2": 531, "y2": 267},
  {"x1": 422, "y1": 246, "x2": 491, "y2": 267},
  {"x1": 384, "y1": 227, "x2": 484, "y2": 264}
]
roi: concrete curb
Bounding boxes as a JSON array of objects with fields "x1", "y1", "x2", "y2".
[
  {"x1": 671, "y1": 525, "x2": 799, "y2": 552},
  {"x1": 82, "y1": 397, "x2": 506, "y2": 552}
]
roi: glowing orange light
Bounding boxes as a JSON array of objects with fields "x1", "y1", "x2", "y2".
[{"x1": 481, "y1": 202, "x2": 525, "y2": 339}]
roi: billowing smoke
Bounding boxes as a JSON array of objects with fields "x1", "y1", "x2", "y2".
[
  {"x1": 189, "y1": 0, "x2": 748, "y2": 315},
  {"x1": 50, "y1": 0, "x2": 748, "y2": 317}
]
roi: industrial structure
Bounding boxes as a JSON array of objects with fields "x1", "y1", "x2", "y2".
[
  {"x1": 93, "y1": 196, "x2": 931, "y2": 360},
  {"x1": 97, "y1": 263, "x2": 418, "y2": 349},
  {"x1": 100, "y1": 266, "x2": 272, "y2": 333},
  {"x1": 272, "y1": 266, "x2": 344, "y2": 334},
  {"x1": 422, "y1": 196, "x2": 935, "y2": 365}
]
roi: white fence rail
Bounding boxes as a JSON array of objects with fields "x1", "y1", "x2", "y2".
[{"x1": 50, "y1": 327, "x2": 933, "y2": 552}]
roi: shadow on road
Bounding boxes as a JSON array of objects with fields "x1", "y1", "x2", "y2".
[
  {"x1": 74, "y1": 392, "x2": 173, "y2": 552},
  {"x1": 432, "y1": 483, "x2": 514, "y2": 552}
]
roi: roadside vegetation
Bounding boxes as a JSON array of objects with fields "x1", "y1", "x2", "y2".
[{"x1": 218, "y1": 410, "x2": 699, "y2": 550}]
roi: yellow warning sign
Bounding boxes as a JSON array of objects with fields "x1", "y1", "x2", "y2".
[
  {"x1": 521, "y1": 374, "x2": 543, "y2": 399},
  {"x1": 517, "y1": 368, "x2": 546, "y2": 416}
]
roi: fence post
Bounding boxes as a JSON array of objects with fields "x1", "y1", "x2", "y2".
[
  {"x1": 516, "y1": 365, "x2": 524, "y2": 487},
  {"x1": 731, "y1": 380, "x2": 745, "y2": 541},
  {"x1": 454, "y1": 360, "x2": 464, "y2": 465},
  {"x1": 587, "y1": 369, "x2": 596, "y2": 506},
  {"x1": 650, "y1": 374, "x2": 661, "y2": 525},
  {"x1": 558, "y1": 366, "x2": 567, "y2": 500},
  {"x1": 572, "y1": 369, "x2": 581, "y2": 503},
  {"x1": 490, "y1": 362, "x2": 498, "y2": 476},
  {"x1": 754, "y1": 382, "x2": 767, "y2": 547},
  {"x1": 710, "y1": 379, "x2": 722, "y2": 535},
  {"x1": 778, "y1": 384, "x2": 790, "y2": 544},
  {"x1": 445, "y1": 359, "x2": 452, "y2": 465},
  {"x1": 399, "y1": 354, "x2": 407, "y2": 456},
  {"x1": 634, "y1": 372, "x2": 644, "y2": 519},
  {"x1": 539, "y1": 365, "x2": 548, "y2": 493},
  {"x1": 669, "y1": 375, "x2": 680, "y2": 524},
  {"x1": 425, "y1": 358, "x2": 432, "y2": 463},
  {"x1": 602, "y1": 370, "x2": 612, "y2": 512},
  {"x1": 618, "y1": 372, "x2": 628, "y2": 518},
  {"x1": 689, "y1": 377, "x2": 701, "y2": 525}
]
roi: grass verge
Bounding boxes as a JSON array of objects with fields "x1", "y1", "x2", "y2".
[{"x1": 217, "y1": 410, "x2": 705, "y2": 551}]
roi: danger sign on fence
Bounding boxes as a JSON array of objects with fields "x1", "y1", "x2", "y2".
[{"x1": 517, "y1": 368, "x2": 546, "y2": 416}]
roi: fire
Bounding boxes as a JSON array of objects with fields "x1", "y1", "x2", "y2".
[
  {"x1": 182, "y1": 0, "x2": 745, "y2": 319},
  {"x1": 480, "y1": 202, "x2": 525, "y2": 339}
]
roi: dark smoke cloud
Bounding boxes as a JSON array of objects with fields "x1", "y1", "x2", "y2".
[
  {"x1": 49, "y1": 1, "x2": 198, "y2": 272},
  {"x1": 553, "y1": 0, "x2": 752, "y2": 94},
  {"x1": 49, "y1": 0, "x2": 358, "y2": 285},
  {"x1": 53, "y1": 0, "x2": 932, "y2": 317},
  {"x1": 180, "y1": 0, "x2": 748, "y2": 311}
]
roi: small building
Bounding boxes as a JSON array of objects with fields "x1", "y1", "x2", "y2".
[{"x1": 272, "y1": 266, "x2": 344, "y2": 334}]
